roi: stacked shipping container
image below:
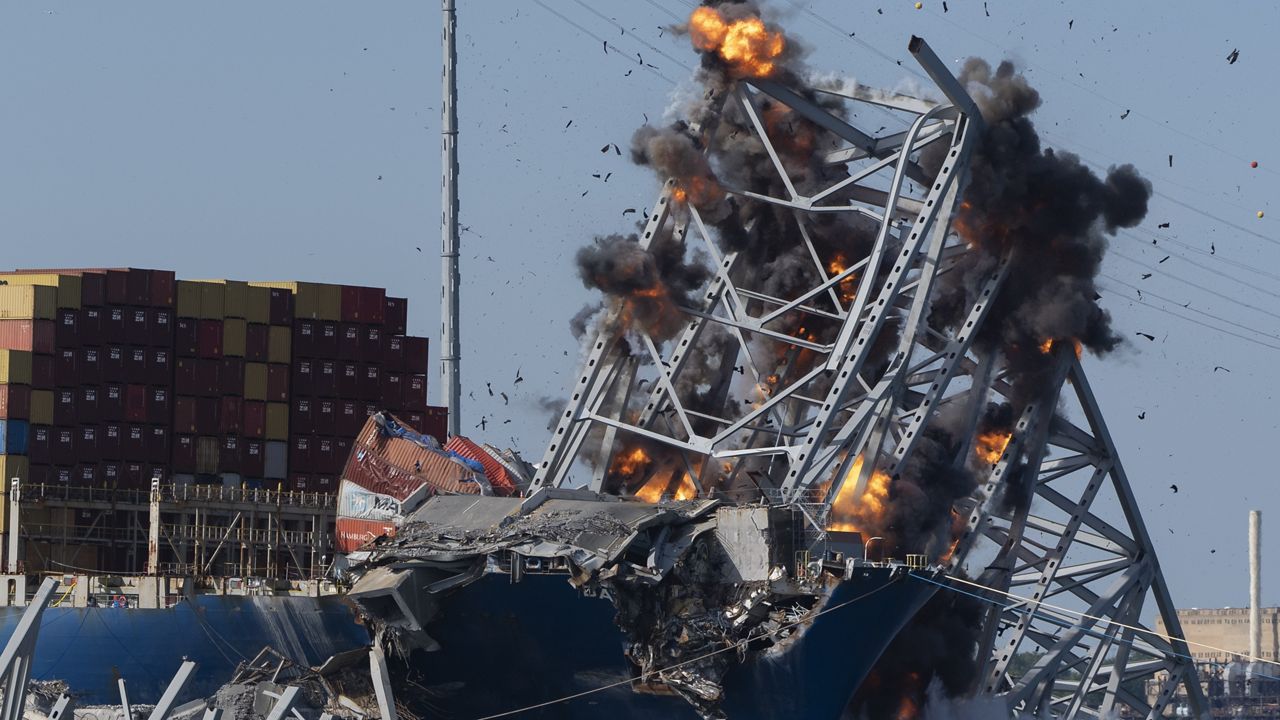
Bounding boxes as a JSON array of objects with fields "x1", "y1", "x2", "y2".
[{"x1": 0, "y1": 268, "x2": 437, "y2": 494}]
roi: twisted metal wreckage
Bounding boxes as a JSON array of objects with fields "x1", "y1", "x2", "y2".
[{"x1": 348, "y1": 33, "x2": 1204, "y2": 720}]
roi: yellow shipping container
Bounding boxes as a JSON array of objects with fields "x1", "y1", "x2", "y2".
[
  {"x1": 0, "y1": 351, "x2": 33, "y2": 385},
  {"x1": 244, "y1": 362, "x2": 268, "y2": 401},
  {"x1": 223, "y1": 318, "x2": 247, "y2": 357},
  {"x1": 265, "y1": 402, "x2": 289, "y2": 440},
  {"x1": 268, "y1": 326, "x2": 292, "y2": 364},
  {"x1": 176, "y1": 281, "x2": 201, "y2": 317},
  {"x1": 0, "y1": 274, "x2": 82, "y2": 309},
  {"x1": 192, "y1": 279, "x2": 249, "y2": 319},
  {"x1": 0, "y1": 286, "x2": 56, "y2": 321},
  {"x1": 251, "y1": 281, "x2": 340, "y2": 321},
  {"x1": 0, "y1": 455, "x2": 29, "y2": 485},
  {"x1": 28, "y1": 390, "x2": 53, "y2": 425},
  {"x1": 199, "y1": 283, "x2": 225, "y2": 320},
  {"x1": 245, "y1": 286, "x2": 271, "y2": 325}
]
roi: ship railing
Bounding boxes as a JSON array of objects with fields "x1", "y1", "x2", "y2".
[{"x1": 20, "y1": 483, "x2": 336, "y2": 510}]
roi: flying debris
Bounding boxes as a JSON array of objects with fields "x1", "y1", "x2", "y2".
[
  {"x1": 622, "y1": 207, "x2": 637, "y2": 215},
  {"x1": 1159, "y1": 256, "x2": 1170, "y2": 263},
  {"x1": 1170, "y1": 484, "x2": 1179, "y2": 493},
  {"x1": 1068, "y1": 19, "x2": 1074, "y2": 29},
  {"x1": 1213, "y1": 365, "x2": 1231, "y2": 373},
  {"x1": 1168, "y1": 154, "x2": 1173, "y2": 167},
  {"x1": 1211, "y1": 242, "x2": 1216, "y2": 254},
  {"x1": 486, "y1": 383, "x2": 494, "y2": 396},
  {"x1": 1141, "y1": 273, "x2": 1153, "y2": 279},
  {"x1": 943, "y1": 1, "x2": 948, "y2": 11},
  {"x1": 1120, "y1": 109, "x2": 1130, "y2": 119},
  {"x1": 565, "y1": 120, "x2": 573, "y2": 129},
  {"x1": 1157, "y1": 222, "x2": 1170, "y2": 228},
  {"x1": 914, "y1": 2, "x2": 923, "y2": 8},
  {"x1": 477, "y1": 417, "x2": 488, "y2": 431},
  {"x1": 1251, "y1": 161, "x2": 1259, "y2": 168},
  {"x1": 1138, "y1": 411, "x2": 1146, "y2": 420},
  {"x1": 1136, "y1": 332, "x2": 1156, "y2": 341},
  {"x1": 1259, "y1": 211, "x2": 1266, "y2": 219},
  {"x1": 500, "y1": 392, "x2": 509, "y2": 405},
  {"x1": 603, "y1": 40, "x2": 608, "y2": 54},
  {"x1": 983, "y1": 1, "x2": 989, "y2": 15},
  {"x1": 1227, "y1": 48, "x2": 1240, "y2": 64},
  {"x1": 514, "y1": 368, "x2": 524, "y2": 384}
]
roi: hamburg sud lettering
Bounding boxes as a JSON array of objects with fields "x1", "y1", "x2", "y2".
[{"x1": 338, "y1": 483, "x2": 403, "y2": 521}]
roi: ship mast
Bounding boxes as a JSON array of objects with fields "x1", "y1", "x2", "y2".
[{"x1": 439, "y1": 0, "x2": 461, "y2": 437}]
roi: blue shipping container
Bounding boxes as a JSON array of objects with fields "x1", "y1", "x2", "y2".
[{"x1": 0, "y1": 420, "x2": 28, "y2": 455}]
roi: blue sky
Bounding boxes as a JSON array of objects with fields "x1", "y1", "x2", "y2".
[{"x1": 1, "y1": 0, "x2": 1277, "y2": 611}]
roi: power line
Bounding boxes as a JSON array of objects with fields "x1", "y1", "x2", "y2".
[
  {"x1": 568, "y1": 0, "x2": 695, "y2": 74},
  {"x1": 1108, "y1": 248, "x2": 1280, "y2": 324},
  {"x1": 1127, "y1": 226, "x2": 1280, "y2": 286},
  {"x1": 1114, "y1": 233, "x2": 1280, "y2": 303},
  {"x1": 1100, "y1": 276, "x2": 1280, "y2": 353},
  {"x1": 530, "y1": 0, "x2": 680, "y2": 85}
]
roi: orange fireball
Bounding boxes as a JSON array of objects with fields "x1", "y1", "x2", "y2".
[{"x1": 689, "y1": 6, "x2": 786, "y2": 78}]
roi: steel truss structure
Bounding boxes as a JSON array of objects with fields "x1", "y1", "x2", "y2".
[{"x1": 531, "y1": 35, "x2": 1204, "y2": 718}]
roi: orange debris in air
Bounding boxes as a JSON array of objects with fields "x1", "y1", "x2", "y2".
[
  {"x1": 974, "y1": 430, "x2": 1012, "y2": 465},
  {"x1": 828, "y1": 455, "x2": 892, "y2": 532},
  {"x1": 689, "y1": 6, "x2": 786, "y2": 79}
]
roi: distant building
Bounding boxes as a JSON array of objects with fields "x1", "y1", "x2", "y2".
[{"x1": 1156, "y1": 607, "x2": 1280, "y2": 662}]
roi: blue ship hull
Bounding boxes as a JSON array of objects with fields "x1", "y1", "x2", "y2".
[
  {"x1": 407, "y1": 565, "x2": 938, "y2": 720},
  {"x1": 0, "y1": 594, "x2": 370, "y2": 704}
]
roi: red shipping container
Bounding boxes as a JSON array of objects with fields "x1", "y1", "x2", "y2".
[
  {"x1": 175, "y1": 317, "x2": 198, "y2": 356},
  {"x1": 384, "y1": 336, "x2": 405, "y2": 371},
  {"x1": 290, "y1": 436, "x2": 312, "y2": 473},
  {"x1": 220, "y1": 435, "x2": 242, "y2": 472},
  {"x1": 293, "y1": 359, "x2": 314, "y2": 394},
  {"x1": 339, "y1": 400, "x2": 360, "y2": 436},
  {"x1": 0, "y1": 385, "x2": 30, "y2": 419},
  {"x1": 219, "y1": 358, "x2": 243, "y2": 396},
  {"x1": 126, "y1": 269, "x2": 150, "y2": 306},
  {"x1": 316, "y1": 323, "x2": 338, "y2": 358},
  {"x1": 79, "y1": 425, "x2": 100, "y2": 462},
  {"x1": 79, "y1": 386, "x2": 99, "y2": 423},
  {"x1": 173, "y1": 396, "x2": 197, "y2": 434},
  {"x1": 315, "y1": 399, "x2": 336, "y2": 436},
  {"x1": 101, "y1": 461, "x2": 121, "y2": 488},
  {"x1": 101, "y1": 423, "x2": 123, "y2": 459},
  {"x1": 381, "y1": 372, "x2": 403, "y2": 409},
  {"x1": 124, "y1": 385, "x2": 147, "y2": 423},
  {"x1": 0, "y1": 320, "x2": 55, "y2": 354},
  {"x1": 360, "y1": 326, "x2": 382, "y2": 362},
  {"x1": 149, "y1": 387, "x2": 170, "y2": 425},
  {"x1": 385, "y1": 297, "x2": 408, "y2": 336},
  {"x1": 150, "y1": 309, "x2": 173, "y2": 346},
  {"x1": 219, "y1": 396, "x2": 242, "y2": 434},
  {"x1": 174, "y1": 359, "x2": 196, "y2": 395},
  {"x1": 243, "y1": 401, "x2": 266, "y2": 438},
  {"x1": 125, "y1": 308, "x2": 148, "y2": 345},
  {"x1": 338, "y1": 363, "x2": 359, "y2": 398},
  {"x1": 266, "y1": 364, "x2": 289, "y2": 403},
  {"x1": 315, "y1": 437, "x2": 335, "y2": 475},
  {"x1": 54, "y1": 308, "x2": 78, "y2": 347},
  {"x1": 147, "y1": 425, "x2": 169, "y2": 464},
  {"x1": 243, "y1": 439, "x2": 265, "y2": 478},
  {"x1": 54, "y1": 348, "x2": 77, "y2": 386},
  {"x1": 80, "y1": 273, "x2": 105, "y2": 307},
  {"x1": 404, "y1": 337, "x2": 429, "y2": 373},
  {"x1": 362, "y1": 287, "x2": 386, "y2": 325},
  {"x1": 335, "y1": 435, "x2": 351, "y2": 464},
  {"x1": 80, "y1": 347, "x2": 101, "y2": 385},
  {"x1": 103, "y1": 345, "x2": 125, "y2": 382},
  {"x1": 31, "y1": 354, "x2": 53, "y2": 390},
  {"x1": 172, "y1": 434, "x2": 196, "y2": 472},
  {"x1": 124, "y1": 424, "x2": 146, "y2": 459},
  {"x1": 54, "y1": 426, "x2": 76, "y2": 457},
  {"x1": 195, "y1": 358, "x2": 219, "y2": 397},
  {"x1": 197, "y1": 319, "x2": 223, "y2": 359},
  {"x1": 105, "y1": 271, "x2": 128, "y2": 305},
  {"x1": 102, "y1": 384, "x2": 124, "y2": 421},
  {"x1": 54, "y1": 389, "x2": 77, "y2": 426},
  {"x1": 406, "y1": 411, "x2": 425, "y2": 430},
  {"x1": 289, "y1": 474, "x2": 312, "y2": 493},
  {"x1": 27, "y1": 464, "x2": 51, "y2": 486},
  {"x1": 294, "y1": 321, "x2": 316, "y2": 358},
  {"x1": 267, "y1": 288, "x2": 292, "y2": 325},
  {"x1": 360, "y1": 365, "x2": 381, "y2": 401},
  {"x1": 150, "y1": 270, "x2": 176, "y2": 307},
  {"x1": 104, "y1": 307, "x2": 126, "y2": 340},
  {"x1": 28, "y1": 425, "x2": 51, "y2": 464},
  {"x1": 405, "y1": 374, "x2": 427, "y2": 410},
  {"x1": 126, "y1": 347, "x2": 148, "y2": 384},
  {"x1": 196, "y1": 397, "x2": 220, "y2": 435},
  {"x1": 122, "y1": 461, "x2": 144, "y2": 488},
  {"x1": 150, "y1": 349, "x2": 171, "y2": 381},
  {"x1": 76, "y1": 464, "x2": 98, "y2": 487},
  {"x1": 340, "y1": 286, "x2": 362, "y2": 323},
  {"x1": 291, "y1": 397, "x2": 313, "y2": 435},
  {"x1": 245, "y1": 323, "x2": 269, "y2": 362},
  {"x1": 314, "y1": 475, "x2": 336, "y2": 493},
  {"x1": 52, "y1": 466, "x2": 72, "y2": 486},
  {"x1": 338, "y1": 324, "x2": 360, "y2": 361},
  {"x1": 317, "y1": 360, "x2": 337, "y2": 396},
  {"x1": 362, "y1": 402, "x2": 379, "y2": 426},
  {"x1": 79, "y1": 307, "x2": 103, "y2": 346}
]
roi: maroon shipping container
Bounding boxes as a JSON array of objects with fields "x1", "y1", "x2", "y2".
[
  {"x1": 52, "y1": 467, "x2": 72, "y2": 486},
  {"x1": 290, "y1": 435, "x2": 312, "y2": 473},
  {"x1": 316, "y1": 360, "x2": 337, "y2": 396},
  {"x1": 338, "y1": 363, "x2": 359, "y2": 398},
  {"x1": 76, "y1": 464, "x2": 98, "y2": 487},
  {"x1": 79, "y1": 307, "x2": 103, "y2": 346},
  {"x1": 362, "y1": 287, "x2": 386, "y2": 325},
  {"x1": 405, "y1": 411, "x2": 425, "y2": 430},
  {"x1": 174, "y1": 358, "x2": 196, "y2": 395},
  {"x1": 385, "y1": 297, "x2": 408, "y2": 336},
  {"x1": 338, "y1": 324, "x2": 360, "y2": 361},
  {"x1": 294, "y1": 321, "x2": 316, "y2": 358},
  {"x1": 126, "y1": 347, "x2": 148, "y2": 384},
  {"x1": 292, "y1": 397, "x2": 313, "y2": 435},
  {"x1": 31, "y1": 354, "x2": 53, "y2": 390},
  {"x1": 101, "y1": 423, "x2": 123, "y2": 459},
  {"x1": 288, "y1": 474, "x2": 312, "y2": 493},
  {"x1": 384, "y1": 336, "x2": 405, "y2": 372},
  {"x1": 243, "y1": 401, "x2": 266, "y2": 438},
  {"x1": 124, "y1": 424, "x2": 146, "y2": 459},
  {"x1": 28, "y1": 425, "x2": 51, "y2": 464},
  {"x1": 173, "y1": 434, "x2": 196, "y2": 472},
  {"x1": 54, "y1": 348, "x2": 76, "y2": 386},
  {"x1": 362, "y1": 402, "x2": 379, "y2": 426},
  {"x1": 360, "y1": 326, "x2": 382, "y2": 362},
  {"x1": 0, "y1": 319, "x2": 55, "y2": 354},
  {"x1": 293, "y1": 359, "x2": 314, "y2": 395},
  {"x1": 126, "y1": 269, "x2": 150, "y2": 306},
  {"x1": 104, "y1": 307, "x2": 126, "y2": 340},
  {"x1": 0, "y1": 385, "x2": 30, "y2": 420},
  {"x1": 219, "y1": 358, "x2": 244, "y2": 396},
  {"x1": 335, "y1": 437, "x2": 351, "y2": 468},
  {"x1": 27, "y1": 465, "x2": 51, "y2": 486},
  {"x1": 195, "y1": 358, "x2": 219, "y2": 397},
  {"x1": 381, "y1": 372, "x2": 403, "y2": 409},
  {"x1": 80, "y1": 273, "x2": 105, "y2": 307},
  {"x1": 316, "y1": 323, "x2": 338, "y2": 358},
  {"x1": 54, "y1": 389, "x2": 76, "y2": 426},
  {"x1": 54, "y1": 426, "x2": 75, "y2": 457},
  {"x1": 148, "y1": 425, "x2": 169, "y2": 464},
  {"x1": 173, "y1": 396, "x2": 197, "y2": 434},
  {"x1": 243, "y1": 439, "x2": 265, "y2": 478},
  {"x1": 219, "y1": 397, "x2": 242, "y2": 434},
  {"x1": 339, "y1": 400, "x2": 360, "y2": 436},
  {"x1": 124, "y1": 385, "x2": 146, "y2": 423},
  {"x1": 404, "y1": 337, "x2": 429, "y2": 374},
  {"x1": 267, "y1": 288, "x2": 292, "y2": 325},
  {"x1": 122, "y1": 461, "x2": 144, "y2": 488},
  {"x1": 340, "y1": 286, "x2": 362, "y2": 323},
  {"x1": 314, "y1": 474, "x2": 336, "y2": 493},
  {"x1": 103, "y1": 346, "x2": 125, "y2": 382},
  {"x1": 150, "y1": 308, "x2": 173, "y2": 346},
  {"x1": 53, "y1": 308, "x2": 77, "y2": 348},
  {"x1": 220, "y1": 435, "x2": 242, "y2": 473},
  {"x1": 125, "y1": 308, "x2": 148, "y2": 346},
  {"x1": 101, "y1": 461, "x2": 121, "y2": 488},
  {"x1": 80, "y1": 347, "x2": 101, "y2": 385},
  {"x1": 245, "y1": 323, "x2": 269, "y2": 362},
  {"x1": 405, "y1": 374, "x2": 427, "y2": 410},
  {"x1": 151, "y1": 349, "x2": 171, "y2": 381},
  {"x1": 196, "y1": 397, "x2": 220, "y2": 435},
  {"x1": 360, "y1": 365, "x2": 381, "y2": 401},
  {"x1": 315, "y1": 437, "x2": 335, "y2": 475},
  {"x1": 197, "y1": 319, "x2": 223, "y2": 359},
  {"x1": 267, "y1": 364, "x2": 289, "y2": 403},
  {"x1": 150, "y1": 270, "x2": 176, "y2": 307},
  {"x1": 79, "y1": 425, "x2": 100, "y2": 462},
  {"x1": 102, "y1": 384, "x2": 124, "y2": 421},
  {"x1": 149, "y1": 387, "x2": 170, "y2": 425},
  {"x1": 315, "y1": 399, "x2": 336, "y2": 436},
  {"x1": 420, "y1": 406, "x2": 448, "y2": 443},
  {"x1": 78, "y1": 386, "x2": 99, "y2": 423},
  {"x1": 105, "y1": 271, "x2": 128, "y2": 305},
  {"x1": 175, "y1": 317, "x2": 198, "y2": 356}
]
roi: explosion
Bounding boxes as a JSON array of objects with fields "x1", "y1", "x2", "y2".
[
  {"x1": 689, "y1": 6, "x2": 786, "y2": 78},
  {"x1": 974, "y1": 430, "x2": 1012, "y2": 465},
  {"x1": 828, "y1": 455, "x2": 892, "y2": 533}
]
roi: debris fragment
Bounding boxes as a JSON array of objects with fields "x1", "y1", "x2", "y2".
[
  {"x1": 1227, "y1": 48, "x2": 1240, "y2": 64},
  {"x1": 1157, "y1": 222, "x2": 1169, "y2": 228},
  {"x1": 1136, "y1": 332, "x2": 1156, "y2": 341}
]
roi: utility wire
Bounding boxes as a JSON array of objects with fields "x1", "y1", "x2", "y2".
[
  {"x1": 1100, "y1": 278, "x2": 1280, "y2": 353},
  {"x1": 568, "y1": 0, "x2": 695, "y2": 74},
  {"x1": 1101, "y1": 274, "x2": 1280, "y2": 344},
  {"x1": 1126, "y1": 226, "x2": 1280, "y2": 286},
  {"x1": 1109, "y1": 249, "x2": 1280, "y2": 324},
  {"x1": 1114, "y1": 233, "x2": 1280, "y2": 303},
  {"x1": 531, "y1": 0, "x2": 680, "y2": 85}
]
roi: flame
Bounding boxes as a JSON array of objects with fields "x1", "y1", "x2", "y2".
[
  {"x1": 895, "y1": 672, "x2": 924, "y2": 720},
  {"x1": 1039, "y1": 338, "x2": 1083, "y2": 359},
  {"x1": 672, "y1": 175, "x2": 723, "y2": 208},
  {"x1": 974, "y1": 430, "x2": 1012, "y2": 465},
  {"x1": 611, "y1": 446, "x2": 653, "y2": 483},
  {"x1": 827, "y1": 254, "x2": 859, "y2": 304},
  {"x1": 689, "y1": 6, "x2": 786, "y2": 79},
  {"x1": 634, "y1": 470, "x2": 698, "y2": 502},
  {"x1": 828, "y1": 455, "x2": 892, "y2": 532}
]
